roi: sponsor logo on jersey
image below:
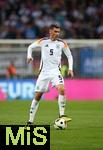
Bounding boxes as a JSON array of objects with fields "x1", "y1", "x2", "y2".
[{"x1": 56, "y1": 44, "x2": 60, "y2": 49}]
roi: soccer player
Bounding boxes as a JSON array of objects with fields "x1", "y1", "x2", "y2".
[{"x1": 27, "y1": 24, "x2": 74, "y2": 125}]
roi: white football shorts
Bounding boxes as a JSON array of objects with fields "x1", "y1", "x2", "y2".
[{"x1": 35, "y1": 70, "x2": 64, "y2": 92}]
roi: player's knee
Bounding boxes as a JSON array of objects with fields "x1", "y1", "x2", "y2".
[
  {"x1": 35, "y1": 92, "x2": 43, "y2": 101},
  {"x1": 58, "y1": 86, "x2": 65, "y2": 95}
]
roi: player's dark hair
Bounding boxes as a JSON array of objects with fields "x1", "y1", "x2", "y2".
[{"x1": 49, "y1": 24, "x2": 60, "y2": 29}]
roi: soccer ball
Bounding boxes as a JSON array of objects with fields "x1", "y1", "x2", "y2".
[{"x1": 54, "y1": 118, "x2": 67, "y2": 129}]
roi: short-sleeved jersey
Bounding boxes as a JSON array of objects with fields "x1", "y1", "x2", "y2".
[{"x1": 27, "y1": 37, "x2": 73, "y2": 71}]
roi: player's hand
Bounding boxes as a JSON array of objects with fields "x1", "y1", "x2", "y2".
[
  {"x1": 27, "y1": 57, "x2": 33, "y2": 64},
  {"x1": 68, "y1": 70, "x2": 74, "y2": 78}
]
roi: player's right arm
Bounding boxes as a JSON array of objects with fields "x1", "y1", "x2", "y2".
[{"x1": 27, "y1": 39, "x2": 42, "y2": 63}]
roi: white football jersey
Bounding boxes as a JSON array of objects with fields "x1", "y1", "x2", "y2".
[{"x1": 27, "y1": 38, "x2": 73, "y2": 71}]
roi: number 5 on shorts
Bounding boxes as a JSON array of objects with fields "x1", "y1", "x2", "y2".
[{"x1": 58, "y1": 75, "x2": 63, "y2": 83}]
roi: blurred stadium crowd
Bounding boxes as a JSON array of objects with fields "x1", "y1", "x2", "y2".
[{"x1": 0, "y1": 0, "x2": 103, "y2": 39}]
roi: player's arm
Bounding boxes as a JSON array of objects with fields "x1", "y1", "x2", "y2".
[
  {"x1": 27, "y1": 39, "x2": 42, "y2": 63},
  {"x1": 63, "y1": 42, "x2": 74, "y2": 77}
]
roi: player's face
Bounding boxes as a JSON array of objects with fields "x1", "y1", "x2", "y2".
[{"x1": 49, "y1": 27, "x2": 60, "y2": 40}]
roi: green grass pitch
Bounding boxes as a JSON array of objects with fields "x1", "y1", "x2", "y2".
[{"x1": 0, "y1": 100, "x2": 103, "y2": 150}]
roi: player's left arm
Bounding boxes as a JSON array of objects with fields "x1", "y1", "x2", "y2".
[{"x1": 63, "y1": 42, "x2": 74, "y2": 78}]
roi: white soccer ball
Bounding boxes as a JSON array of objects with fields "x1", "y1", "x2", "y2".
[{"x1": 54, "y1": 118, "x2": 67, "y2": 129}]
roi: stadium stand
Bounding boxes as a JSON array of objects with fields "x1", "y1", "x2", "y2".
[{"x1": 0, "y1": 0, "x2": 103, "y2": 39}]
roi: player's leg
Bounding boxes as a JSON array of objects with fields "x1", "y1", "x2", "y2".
[
  {"x1": 27, "y1": 72, "x2": 50, "y2": 124},
  {"x1": 51, "y1": 73, "x2": 65, "y2": 116},
  {"x1": 28, "y1": 92, "x2": 43, "y2": 124},
  {"x1": 56, "y1": 84, "x2": 72, "y2": 122},
  {"x1": 56, "y1": 84, "x2": 66, "y2": 117},
  {"x1": 51, "y1": 73, "x2": 71, "y2": 122}
]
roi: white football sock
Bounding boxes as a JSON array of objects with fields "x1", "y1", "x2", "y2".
[
  {"x1": 58, "y1": 95, "x2": 66, "y2": 116},
  {"x1": 29, "y1": 99, "x2": 39, "y2": 123}
]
